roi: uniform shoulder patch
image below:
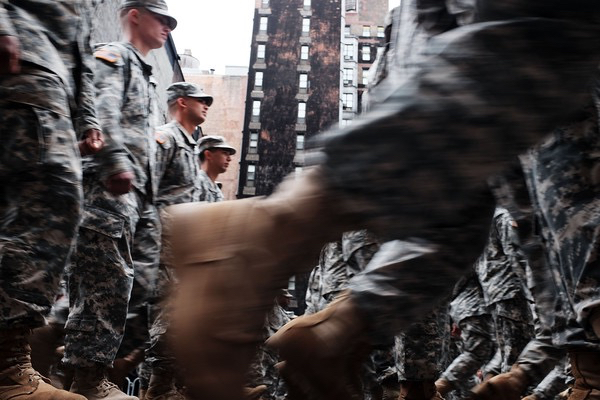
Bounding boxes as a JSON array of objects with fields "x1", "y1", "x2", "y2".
[
  {"x1": 155, "y1": 131, "x2": 168, "y2": 145},
  {"x1": 94, "y1": 45, "x2": 124, "y2": 66}
]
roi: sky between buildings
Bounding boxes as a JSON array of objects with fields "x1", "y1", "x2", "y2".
[{"x1": 167, "y1": 0, "x2": 402, "y2": 75}]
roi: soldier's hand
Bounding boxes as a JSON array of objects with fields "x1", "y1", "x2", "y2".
[
  {"x1": 0, "y1": 35, "x2": 20, "y2": 74},
  {"x1": 105, "y1": 171, "x2": 134, "y2": 195},
  {"x1": 79, "y1": 129, "x2": 104, "y2": 156}
]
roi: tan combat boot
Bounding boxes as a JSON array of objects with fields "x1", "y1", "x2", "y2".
[
  {"x1": 399, "y1": 380, "x2": 445, "y2": 400},
  {"x1": 243, "y1": 385, "x2": 267, "y2": 400},
  {"x1": 265, "y1": 292, "x2": 370, "y2": 400},
  {"x1": 145, "y1": 368, "x2": 185, "y2": 400},
  {"x1": 569, "y1": 351, "x2": 600, "y2": 400},
  {"x1": 0, "y1": 328, "x2": 86, "y2": 399},
  {"x1": 469, "y1": 364, "x2": 530, "y2": 400},
  {"x1": 434, "y1": 378, "x2": 453, "y2": 397},
  {"x1": 70, "y1": 364, "x2": 138, "y2": 400},
  {"x1": 166, "y1": 169, "x2": 356, "y2": 400}
]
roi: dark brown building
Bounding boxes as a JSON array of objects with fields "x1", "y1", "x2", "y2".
[{"x1": 237, "y1": 0, "x2": 387, "y2": 199}]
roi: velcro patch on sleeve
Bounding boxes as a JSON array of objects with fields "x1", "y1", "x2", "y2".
[
  {"x1": 155, "y1": 131, "x2": 167, "y2": 144},
  {"x1": 95, "y1": 48, "x2": 121, "y2": 64}
]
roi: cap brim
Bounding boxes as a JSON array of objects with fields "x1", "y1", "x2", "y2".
[
  {"x1": 189, "y1": 95, "x2": 213, "y2": 107},
  {"x1": 147, "y1": 7, "x2": 178, "y2": 30},
  {"x1": 213, "y1": 145, "x2": 236, "y2": 155}
]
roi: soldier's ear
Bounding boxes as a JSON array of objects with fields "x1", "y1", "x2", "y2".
[{"x1": 176, "y1": 97, "x2": 187, "y2": 109}]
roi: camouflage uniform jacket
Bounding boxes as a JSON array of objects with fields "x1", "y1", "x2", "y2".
[
  {"x1": 85, "y1": 41, "x2": 158, "y2": 195},
  {"x1": 198, "y1": 169, "x2": 224, "y2": 203},
  {"x1": 0, "y1": 0, "x2": 99, "y2": 133},
  {"x1": 154, "y1": 121, "x2": 202, "y2": 210},
  {"x1": 476, "y1": 207, "x2": 528, "y2": 306},
  {"x1": 450, "y1": 272, "x2": 489, "y2": 324}
]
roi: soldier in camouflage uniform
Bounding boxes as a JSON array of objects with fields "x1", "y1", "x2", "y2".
[
  {"x1": 471, "y1": 86, "x2": 600, "y2": 400},
  {"x1": 436, "y1": 273, "x2": 494, "y2": 397},
  {"x1": 304, "y1": 265, "x2": 326, "y2": 315},
  {"x1": 144, "y1": 82, "x2": 213, "y2": 400},
  {"x1": 165, "y1": 1, "x2": 600, "y2": 398},
  {"x1": 62, "y1": 2, "x2": 176, "y2": 399},
  {"x1": 197, "y1": 135, "x2": 236, "y2": 202},
  {"x1": 0, "y1": 1, "x2": 103, "y2": 399},
  {"x1": 475, "y1": 207, "x2": 534, "y2": 373},
  {"x1": 248, "y1": 290, "x2": 293, "y2": 400}
]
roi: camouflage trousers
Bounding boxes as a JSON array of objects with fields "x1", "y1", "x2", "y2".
[
  {"x1": 0, "y1": 83, "x2": 82, "y2": 330},
  {"x1": 146, "y1": 263, "x2": 177, "y2": 370},
  {"x1": 334, "y1": 3, "x2": 600, "y2": 343},
  {"x1": 491, "y1": 298, "x2": 534, "y2": 372},
  {"x1": 394, "y1": 307, "x2": 447, "y2": 381},
  {"x1": 441, "y1": 315, "x2": 494, "y2": 392},
  {"x1": 64, "y1": 182, "x2": 160, "y2": 367}
]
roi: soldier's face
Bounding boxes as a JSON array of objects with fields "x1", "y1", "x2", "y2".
[
  {"x1": 208, "y1": 149, "x2": 232, "y2": 174},
  {"x1": 139, "y1": 9, "x2": 172, "y2": 50},
  {"x1": 190, "y1": 97, "x2": 210, "y2": 125}
]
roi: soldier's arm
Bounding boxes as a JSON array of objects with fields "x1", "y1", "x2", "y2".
[
  {"x1": 75, "y1": 6, "x2": 101, "y2": 139},
  {"x1": 154, "y1": 130, "x2": 176, "y2": 191},
  {"x1": 0, "y1": 2, "x2": 19, "y2": 74},
  {"x1": 92, "y1": 46, "x2": 133, "y2": 183}
]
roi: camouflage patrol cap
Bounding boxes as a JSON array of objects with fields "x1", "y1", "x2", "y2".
[
  {"x1": 198, "y1": 135, "x2": 236, "y2": 155},
  {"x1": 167, "y1": 82, "x2": 213, "y2": 106},
  {"x1": 120, "y1": 0, "x2": 177, "y2": 30}
]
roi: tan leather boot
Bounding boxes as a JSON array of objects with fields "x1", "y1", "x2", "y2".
[
  {"x1": 435, "y1": 378, "x2": 454, "y2": 397},
  {"x1": 243, "y1": 385, "x2": 267, "y2": 400},
  {"x1": 265, "y1": 292, "x2": 370, "y2": 400},
  {"x1": 569, "y1": 351, "x2": 600, "y2": 400},
  {"x1": 166, "y1": 169, "x2": 355, "y2": 400},
  {"x1": 0, "y1": 328, "x2": 86, "y2": 399},
  {"x1": 469, "y1": 364, "x2": 530, "y2": 400},
  {"x1": 70, "y1": 365, "x2": 138, "y2": 400},
  {"x1": 145, "y1": 368, "x2": 185, "y2": 400}
]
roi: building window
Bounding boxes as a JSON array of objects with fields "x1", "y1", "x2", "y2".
[
  {"x1": 344, "y1": 25, "x2": 351, "y2": 36},
  {"x1": 300, "y1": 45, "x2": 309, "y2": 60},
  {"x1": 255, "y1": 71, "x2": 263, "y2": 88},
  {"x1": 377, "y1": 26, "x2": 385, "y2": 38},
  {"x1": 362, "y1": 25, "x2": 370, "y2": 37},
  {"x1": 296, "y1": 134, "x2": 305, "y2": 150},
  {"x1": 362, "y1": 68, "x2": 369, "y2": 86},
  {"x1": 247, "y1": 165, "x2": 256, "y2": 187},
  {"x1": 362, "y1": 45, "x2": 371, "y2": 61},
  {"x1": 343, "y1": 68, "x2": 353, "y2": 85},
  {"x1": 343, "y1": 43, "x2": 354, "y2": 60},
  {"x1": 257, "y1": 44, "x2": 266, "y2": 59},
  {"x1": 346, "y1": 0, "x2": 356, "y2": 11},
  {"x1": 302, "y1": 18, "x2": 310, "y2": 35},
  {"x1": 299, "y1": 73, "x2": 308, "y2": 89},
  {"x1": 249, "y1": 132, "x2": 258, "y2": 153},
  {"x1": 252, "y1": 100, "x2": 261, "y2": 121},
  {"x1": 342, "y1": 93, "x2": 354, "y2": 110},
  {"x1": 303, "y1": 0, "x2": 311, "y2": 8},
  {"x1": 259, "y1": 17, "x2": 268, "y2": 32},
  {"x1": 298, "y1": 102, "x2": 306, "y2": 121},
  {"x1": 340, "y1": 118, "x2": 352, "y2": 127},
  {"x1": 261, "y1": 0, "x2": 269, "y2": 7}
]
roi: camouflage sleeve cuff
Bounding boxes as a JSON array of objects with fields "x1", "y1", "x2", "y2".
[
  {"x1": 79, "y1": 121, "x2": 102, "y2": 137},
  {"x1": 99, "y1": 156, "x2": 133, "y2": 182}
]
